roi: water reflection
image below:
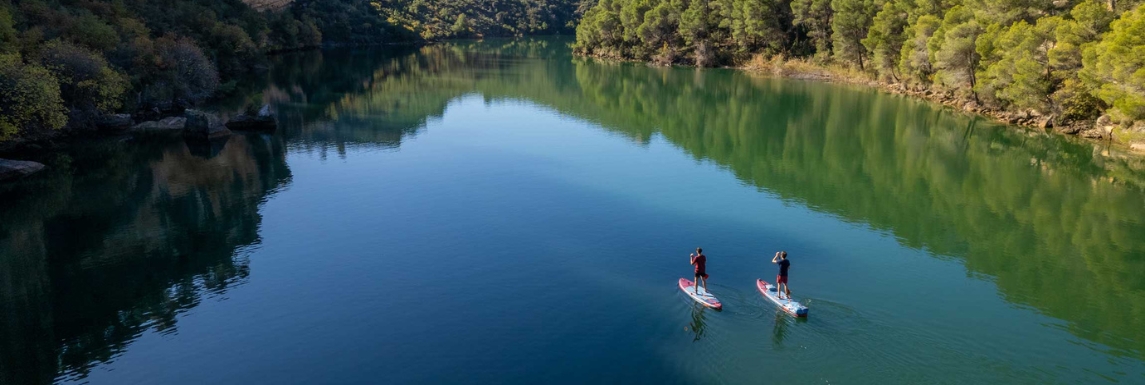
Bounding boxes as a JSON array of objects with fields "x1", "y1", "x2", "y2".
[
  {"x1": 688, "y1": 305, "x2": 708, "y2": 342},
  {"x1": 772, "y1": 312, "x2": 789, "y2": 348},
  {"x1": 2, "y1": 37, "x2": 1144, "y2": 383},
  {"x1": 0, "y1": 134, "x2": 290, "y2": 383},
  {"x1": 245, "y1": 39, "x2": 1145, "y2": 358}
]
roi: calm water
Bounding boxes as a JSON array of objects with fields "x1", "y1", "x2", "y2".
[{"x1": 3, "y1": 38, "x2": 1145, "y2": 384}]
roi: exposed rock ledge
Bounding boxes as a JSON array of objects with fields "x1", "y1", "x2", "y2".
[{"x1": 0, "y1": 159, "x2": 45, "y2": 182}]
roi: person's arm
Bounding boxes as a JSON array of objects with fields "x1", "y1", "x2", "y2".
[
  {"x1": 690, "y1": 253, "x2": 697, "y2": 265},
  {"x1": 771, "y1": 252, "x2": 779, "y2": 263}
]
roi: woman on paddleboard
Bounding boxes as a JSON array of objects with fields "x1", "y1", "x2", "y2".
[
  {"x1": 772, "y1": 251, "x2": 791, "y2": 299},
  {"x1": 690, "y1": 248, "x2": 708, "y2": 295}
]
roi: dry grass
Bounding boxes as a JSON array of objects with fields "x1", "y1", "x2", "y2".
[{"x1": 743, "y1": 54, "x2": 874, "y2": 85}]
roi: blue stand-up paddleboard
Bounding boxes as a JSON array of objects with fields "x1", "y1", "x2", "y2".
[
  {"x1": 679, "y1": 278, "x2": 722, "y2": 310},
  {"x1": 757, "y1": 279, "x2": 808, "y2": 317}
]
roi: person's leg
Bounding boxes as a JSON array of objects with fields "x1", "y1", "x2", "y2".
[
  {"x1": 778, "y1": 275, "x2": 787, "y2": 300},
  {"x1": 701, "y1": 275, "x2": 708, "y2": 292},
  {"x1": 694, "y1": 275, "x2": 701, "y2": 294}
]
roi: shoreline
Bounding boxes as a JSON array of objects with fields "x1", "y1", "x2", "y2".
[
  {"x1": 5, "y1": 45, "x2": 1144, "y2": 161},
  {"x1": 576, "y1": 50, "x2": 1144, "y2": 154},
  {"x1": 739, "y1": 56, "x2": 1145, "y2": 154}
]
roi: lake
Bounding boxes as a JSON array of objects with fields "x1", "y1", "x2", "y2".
[{"x1": 2, "y1": 38, "x2": 1144, "y2": 384}]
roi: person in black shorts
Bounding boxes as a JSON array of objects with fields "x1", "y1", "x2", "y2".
[
  {"x1": 771, "y1": 251, "x2": 791, "y2": 299},
  {"x1": 690, "y1": 247, "x2": 708, "y2": 295}
]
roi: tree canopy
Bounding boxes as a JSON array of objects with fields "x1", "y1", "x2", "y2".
[
  {"x1": 0, "y1": 0, "x2": 587, "y2": 142},
  {"x1": 575, "y1": 0, "x2": 1145, "y2": 127}
]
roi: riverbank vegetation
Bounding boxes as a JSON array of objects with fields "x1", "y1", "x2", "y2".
[
  {"x1": 0, "y1": 0, "x2": 585, "y2": 144},
  {"x1": 572, "y1": 0, "x2": 1145, "y2": 143}
]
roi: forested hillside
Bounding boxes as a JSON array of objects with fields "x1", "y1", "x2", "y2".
[
  {"x1": 573, "y1": 0, "x2": 1145, "y2": 133},
  {"x1": 380, "y1": 0, "x2": 584, "y2": 39},
  {"x1": 0, "y1": 0, "x2": 585, "y2": 143}
]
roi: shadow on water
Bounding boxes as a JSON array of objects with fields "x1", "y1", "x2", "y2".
[{"x1": 0, "y1": 134, "x2": 291, "y2": 384}]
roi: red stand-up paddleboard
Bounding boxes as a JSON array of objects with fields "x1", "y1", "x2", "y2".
[
  {"x1": 679, "y1": 278, "x2": 722, "y2": 310},
  {"x1": 757, "y1": 279, "x2": 808, "y2": 317}
]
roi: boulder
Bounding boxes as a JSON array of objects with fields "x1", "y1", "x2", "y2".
[
  {"x1": 1095, "y1": 114, "x2": 1112, "y2": 128},
  {"x1": 1058, "y1": 124, "x2": 1084, "y2": 135},
  {"x1": 0, "y1": 159, "x2": 46, "y2": 182},
  {"x1": 184, "y1": 109, "x2": 231, "y2": 140},
  {"x1": 1037, "y1": 117, "x2": 1053, "y2": 129},
  {"x1": 1129, "y1": 121, "x2": 1145, "y2": 133},
  {"x1": 225, "y1": 104, "x2": 277, "y2": 132},
  {"x1": 1131, "y1": 141, "x2": 1145, "y2": 152},
  {"x1": 96, "y1": 114, "x2": 133, "y2": 131},
  {"x1": 1080, "y1": 129, "x2": 1106, "y2": 139},
  {"x1": 132, "y1": 117, "x2": 186, "y2": 132}
]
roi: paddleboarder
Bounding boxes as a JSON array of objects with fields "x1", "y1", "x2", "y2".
[
  {"x1": 771, "y1": 251, "x2": 791, "y2": 299},
  {"x1": 690, "y1": 248, "x2": 708, "y2": 295}
]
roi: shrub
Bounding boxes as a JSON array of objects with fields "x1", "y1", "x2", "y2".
[
  {"x1": 0, "y1": 53, "x2": 68, "y2": 139},
  {"x1": 140, "y1": 35, "x2": 219, "y2": 107},
  {"x1": 38, "y1": 40, "x2": 129, "y2": 114}
]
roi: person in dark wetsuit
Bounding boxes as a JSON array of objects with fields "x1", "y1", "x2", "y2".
[
  {"x1": 771, "y1": 251, "x2": 791, "y2": 299},
  {"x1": 690, "y1": 247, "x2": 708, "y2": 295}
]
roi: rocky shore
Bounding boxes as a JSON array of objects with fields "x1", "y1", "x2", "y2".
[{"x1": 0, "y1": 105, "x2": 278, "y2": 183}]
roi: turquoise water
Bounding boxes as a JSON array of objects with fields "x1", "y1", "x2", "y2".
[{"x1": 2, "y1": 38, "x2": 1144, "y2": 384}]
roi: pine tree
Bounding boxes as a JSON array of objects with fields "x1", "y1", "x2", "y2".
[
  {"x1": 1082, "y1": 4, "x2": 1145, "y2": 119},
  {"x1": 832, "y1": 0, "x2": 877, "y2": 69}
]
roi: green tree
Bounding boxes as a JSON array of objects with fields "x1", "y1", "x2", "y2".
[
  {"x1": 619, "y1": 0, "x2": 654, "y2": 44},
  {"x1": 452, "y1": 13, "x2": 471, "y2": 35},
  {"x1": 639, "y1": 1, "x2": 681, "y2": 62},
  {"x1": 864, "y1": 0, "x2": 912, "y2": 80},
  {"x1": 898, "y1": 14, "x2": 941, "y2": 84},
  {"x1": 832, "y1": 0, "x2": 877, "y2": 69},
  {"x1": 929, "y1": 6, "x2": 981, "y2": 95},
  {"x1": 0, "y1": 5, "x2": 17, "y2": 54},
  {"x1": 0, "y1": 53, "x2": 67, "y2": 139},
  {"x1": 730, "y1": 0, "x2": 787, "y2": 56},
  {"x1": 1082, "y1": 4, "x2": 1145, "y2": 120},
  {"x1": 976, "y1": 19, "x2": 1057, "y2": 110},
  {"x1": 680, "y1": 0, "x2": 717, "y2": 65},
  {"x1": 574, "y1": 0, "x2": 626, "y2": 57},
  {"x1": 1047, "y1": 1, "x2": 1112, "y2": 120},
  {"x1": 68, "y1": 13, "x2": 119, "y2": 53},
  {"x1": 791, "y1": 0, "x2": 834, "y2": 59}
]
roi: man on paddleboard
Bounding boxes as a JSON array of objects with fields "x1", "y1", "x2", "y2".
[
  {"x1": 772, "y1": 251, "x2": 791, "y2": 299},
  {"x1": 690, "y1": 248, "x2": 708, "y2": 295}
]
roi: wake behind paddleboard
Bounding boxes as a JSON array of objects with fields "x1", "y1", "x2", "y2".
[
  {"x1": 757, "y1": 279, "x2": 808, "y2": 317},
  {"x1": 679, "y1": 278, "x2": 722, "y2": 310}
]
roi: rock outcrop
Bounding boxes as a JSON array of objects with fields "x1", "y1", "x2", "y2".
[
  {"x1": 96, "y1": 114, "x2": 134, "y2": 131},
  {"x1": 225, "y1": 104, "x2": 277, "y2": 132},
  {"x1": 183, "y1": 109, "x2": 231, "y2": 140},
  {"x1": 132, "y1": 117, "x2": 186, "y2": 132},
  {"x1": 0, "y1": 159, "x2": 45, "y2": 182}
]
